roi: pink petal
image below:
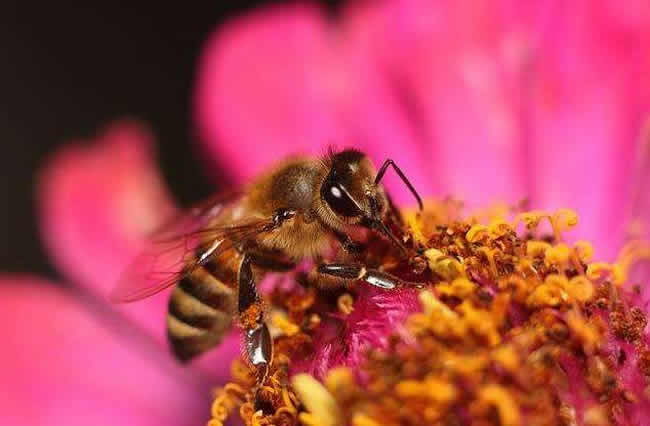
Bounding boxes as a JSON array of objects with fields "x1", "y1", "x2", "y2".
[
  {"x1": 344, "y1": 0, "x2": 530, "y2": 207},
  {"x1": 38, "y1": 120, "x2": 176, "y2": 338},
  {"x1": 194, "y1": 3, "x2": 431, "y2": 203},
  {"x1": 37, "y1": 120, "x2": 240, "y2": 378},
  {"x1": 527, "y1": 1, "x2": 648, "y2": 258},
  {"x1": 291, "y1": 286, "x2": 420, "y2": 379},
  {"x1": 0, "y1": 276, "x2": 209, "y2": 426}
]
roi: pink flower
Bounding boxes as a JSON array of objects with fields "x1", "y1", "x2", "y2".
[{"x1": 2, "y1": 1, "x2": 650, "y2": 425}]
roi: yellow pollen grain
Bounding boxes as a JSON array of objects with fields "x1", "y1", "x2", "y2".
[
  {"x1": 410, "y1": 291, "x2": 466, "y2": 338},
  {"x1": 418, "y1": 291, "x2": 457, "y2": 319},
  {"x1": 446, "y1": 352, "x2": 489, "y2": 378},
  {"x1": 466, "y1": 224, "x2": 489, "y2": 243},
  {"x1": 457, "y1": 301, "x2": 501, "y2": 347},
  {"x1": 425, "y1": 248, "x2": 465, "y2": 280},
  {"x1": 500, "y1": 275, "x2": 534, "y2": 303},
  {"x1": 271, "y1": 312, "x2": 300, "y2": 337},
  {"x1": 477, "y1": 246, "x2": 499, "y2": 277},
  {"x1": 351, "y1": 414, "x2": 381, "y2": 426},
  {"x1": 567, "y1": 276, "x2": 595, "y2": 303},
  {"x1": 492, "y1": 345, "x2": 520, "y2": 374},
  {"x1": 574, "y1": 240, "x2": 594, "y2": 263},
  {"x1": 477, "y1": 385, "x2": 521, "y2": 426},
  {"x1": 395, "y1": 377, "x2": 458, "y2": 404},
  {"x1": 208, "y1": 382, "x2": 246, "y2": 426},
  {"x1": 282, "y1": 387, "x2": 297, "y2": 412},
  {"x1": 516, "y1": 210, "x2": 545, "y2": 229},
  {"x1": 251, "y1": 410, "x2": 263, "y2": 426},
  {"x1": 437, "y1": 277, "x2": 476, "y2": 298},
  {"x1": 553, "y1": 209, "x2": 579, "y2": 230},
  {"x1": 291, "y1": 374, "x2": 342, "y2": 426},
  {"x1": 337, "y1": 293, "x2": 355, "y2": 315},
  {"x1": 325, "y1": 367, "x2": 356, "y2": 394},
  {"x1": 583, "y1": 405, "x2": 609, "y2": 426},
  {"x1": 544, "y1": 243, "x2": 571, "y2": 267},
  {"x1": 566, "y1": 310, "x2": 601, "y2": 355},
  {"x1": 404, "y1": 210, "x2": 427, "y2": 245},
  {"x1": 526, "y1": 283, "x2": 565, "y2": 308},
  {"x1": 586, "y1": 263, "x2": 625, "y2": 285},
  {"x1": 527, "y1": 240, "x2": 552, "y2": 257},
  {"x1": 488, "y1": 220, "x2": 512, "y2": 238}
]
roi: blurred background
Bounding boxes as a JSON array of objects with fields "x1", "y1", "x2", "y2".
[{"x1": 1, "y1": 0, "x2": 339, "y2": 278}]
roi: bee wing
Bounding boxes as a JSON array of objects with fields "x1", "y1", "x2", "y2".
[{"x1": 109, "y1": 191, "x2": 271, "y2": 303}]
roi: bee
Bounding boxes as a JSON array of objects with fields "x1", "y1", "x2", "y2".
[{"x1": 110, "y1": 149, "x2": 423, "y2": 384}]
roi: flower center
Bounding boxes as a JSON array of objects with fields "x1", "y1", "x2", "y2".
[{"x1": 209, "y1": 199, "x2": 650, "y2": 426}]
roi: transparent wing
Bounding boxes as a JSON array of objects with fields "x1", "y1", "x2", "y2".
[{"x1": 109, "y1": 191, "x2": 271, "y2": 303}]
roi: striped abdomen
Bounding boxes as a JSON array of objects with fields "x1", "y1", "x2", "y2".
[{"x1": 166, "y1": 249, "x2": 241, "y2": 361}]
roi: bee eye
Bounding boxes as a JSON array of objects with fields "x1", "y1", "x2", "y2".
[{"x1": 322, "y1": 180, "x2": 361, "y2": 217}]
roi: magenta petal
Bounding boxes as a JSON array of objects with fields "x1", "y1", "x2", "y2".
[
  {"x1": 38, "y1": 121, "x2": 177, "y2": 340},
  {"x1": 291, "y1": 287, "x2": 419, "y2": 379},
  {"x1": 37, "y1": 120, "x2": 240, "y2": 380},
  {"x1": 527, "y1": 2, "x2": 647, "y2": 258},
  {"x1": 195, "y1": 4, "x2": 343, "y2": 182},
  {"x1": 343, "y1": 0, "x2": 529, "y2": 207},
  {"x1": 194, "y1": 3, "x2": 431, "y2": 202},
  {"x1": 0, "y1": 276, "x2": 208, "y2": 426}
]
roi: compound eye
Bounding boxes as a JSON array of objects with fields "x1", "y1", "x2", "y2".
[{"x1": 322, "y1": 181, "x2": 362, "y2": 217}]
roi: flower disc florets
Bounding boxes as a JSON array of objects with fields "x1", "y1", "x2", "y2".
[{"x1": 209, "y1": 200, "x2": 650, "y2": 426}]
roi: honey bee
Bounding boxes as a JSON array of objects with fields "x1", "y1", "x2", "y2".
[{"x1": 110, "y1": 149, "x2": 423, "y2": 384}]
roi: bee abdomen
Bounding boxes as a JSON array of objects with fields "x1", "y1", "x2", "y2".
[
  {"x1": 167, "y1": 265, "x2": 237, "y2": 362},
  {"x1": 168, "y1": 285, "x2": 229, "y2": 329}
]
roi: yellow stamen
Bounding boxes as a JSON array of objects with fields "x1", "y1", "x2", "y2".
[
  {"x1": 474, "y1": 384, "x2": 521, "y2": 426},
  {"x1": 466, "y1": 224, "x2": 489, "y2": 243},
  {"x1": 337, "y1": 293, "x2": 355, "y2": 315},
  {"x1": 271, "y1": 311, "x2": 300, "y2": 337},
  {"x1": 291, "y1": 374, "x2": 342, "y2": 426},
  {"x1": 351, "y1": 414, "x2": 381, "y2": 426},
  {"x1": 574, "y1": 240, "x2": 594, "y2": 263}
]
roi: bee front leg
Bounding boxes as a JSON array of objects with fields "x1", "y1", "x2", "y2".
[
  {"x1": 317, "y1": 263, "x2": 401, "y2": 289},
  {"x1": 237, "y1": 254, "x2": 272, "y2": 384}
]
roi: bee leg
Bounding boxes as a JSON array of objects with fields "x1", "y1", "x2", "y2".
[
  {"x1": 317, "y1": 263, "x2": 402, "y2": 289},
  {"x1": 333, "y1": 229, "x2": 366, "y2": 254},
  {"x1": 238, "y1": 254, "x2": 272, "y2": 385}
]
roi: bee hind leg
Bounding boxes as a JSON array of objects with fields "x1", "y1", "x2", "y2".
[{"x1": 237, "y1": 254, "x2": 272, "y2": 386}]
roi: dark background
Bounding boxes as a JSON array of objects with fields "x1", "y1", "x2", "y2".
[{"x1": 1, "y1": 0, "x2": 339, "y2": 278}]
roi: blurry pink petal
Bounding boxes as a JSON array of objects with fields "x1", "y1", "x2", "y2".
[
  {"x1": 527, "y1": 1, "x2": 648, "y2": 258},
  {"x1": 0, "y1": 276, "x2": 208, "y2": 426},
  {"x1": 37, "y1": 120, "x2": 240, "y2": 379},
  {"x1": 38, "y1": 120, "x2": 176, "y2": 339},
  {"x1": 344, "y1": 0, "x2": 529, "y2": 207},
  {"x1": 194, "y1": 3, "x2": 431, "y2": 203}
]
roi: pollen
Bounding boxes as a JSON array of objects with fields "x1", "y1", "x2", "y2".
[
  {"x1": 271, "y1": 312, "x2": 300, "y2": 337},
  {"x1": 209, "y1": 199, "x2": 650, "y2": 426},
  {"x1": 424, "y1": 248, "x2": 465, "y2": 280},
  {"x1": 437, "y1": 277, "x2": 475, "y2": 298},
  {"x1": 337, "y1": 293, "x2": 355, "y2": 315},
  {"x1": 291, "y1": 374, "x2": 342, "y2": 426},
  {"x1": 544, "y1": 243, "x2": 571, "y2": 267},
  {"x1": 472, "y1": 384, "x2": 521, "y2": 426},
  {"x1": 574, "y1": 240, "x2": 595, "y2": 263}
]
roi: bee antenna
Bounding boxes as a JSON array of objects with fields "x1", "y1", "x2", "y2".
[{"x1": 375, "y1": 159, "x2": 423, "y2": 211}]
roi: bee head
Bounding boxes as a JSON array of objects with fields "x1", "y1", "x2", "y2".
[{"x1": 320, "y1": 149, "x2": 408, "y2": 255}]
